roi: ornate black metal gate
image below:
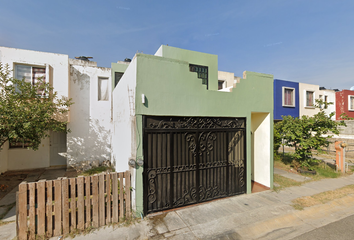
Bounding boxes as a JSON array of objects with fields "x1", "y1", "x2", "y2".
[{"x1": 143, "y1": 116, "x2": 246, "y2": 214}]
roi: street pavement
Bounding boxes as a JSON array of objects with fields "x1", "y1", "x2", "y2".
[
  {"x1": 291, "y1": 214, "x2": 354, "y2": 240},
  {"x1": 2, "y1": 168, "x2": 354, "y2": 240}
]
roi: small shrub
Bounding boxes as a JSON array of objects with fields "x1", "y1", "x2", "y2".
[{"x1": 81, "y1": 166, "x2": 114, "y2": 176}]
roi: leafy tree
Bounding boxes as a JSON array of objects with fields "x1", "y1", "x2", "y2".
[
  {"x1": 275, "y1": 100, "x2": 346, "y2": 170},
  {"x1": 0, "y1": 62, "x2": 73, "y2": 150}
]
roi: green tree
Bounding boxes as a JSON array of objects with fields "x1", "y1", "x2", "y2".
[
  {"x1": 275, "y1": 100, "x2": 346, "y2": 170},
  {"x1": 0, "y1": 62, "x2": 73, "y2": 150}
]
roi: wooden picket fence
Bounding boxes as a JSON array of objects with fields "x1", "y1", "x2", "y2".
[{"x1": 16, "y1": 171, "x2": 131, "y2": 240}]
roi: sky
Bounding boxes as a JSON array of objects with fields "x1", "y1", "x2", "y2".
[{"x1": 0, "y1": 0, "x2": 353, "y2": 90}]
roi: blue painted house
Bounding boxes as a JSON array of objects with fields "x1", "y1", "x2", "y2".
[{"x1": 274, "y1": 79, "x2": 299, "y2": 121}]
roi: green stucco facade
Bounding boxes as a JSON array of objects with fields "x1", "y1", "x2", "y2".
[{"x1": 124, "y1": 46, "x2": 273, "y2": 216}]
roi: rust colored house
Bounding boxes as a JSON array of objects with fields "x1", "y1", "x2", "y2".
[{"x1": 336, "y1": 89, "x2": 354, "y2": 120}]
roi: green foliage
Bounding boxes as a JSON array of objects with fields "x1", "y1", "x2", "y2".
[
  {"x1": 0, "y1": 62, "x2": 73, "y2": 150},
  {"x1": 80, "y1": 166, "x2": 114, "y2": 176},
  {"x1": 339, "y1": 112, "x2": 354, "y2": 120},
  {"x1": 275, "y1": 99, "x2": 346, "y2": 170},
  {"x1": 273, "y1": 121, "x2": 283, "y2": 154},
  {"x1": 313, "y1": 164, "x2": 341, "y2": 178}
]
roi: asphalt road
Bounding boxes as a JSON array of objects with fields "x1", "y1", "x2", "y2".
[{"x1": 291, "y1": 214, "x2": 354, "y2": 240}]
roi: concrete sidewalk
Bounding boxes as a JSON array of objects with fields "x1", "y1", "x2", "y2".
[{"x1": 45, "y1": 172, "x2": 354, "y2": 240}]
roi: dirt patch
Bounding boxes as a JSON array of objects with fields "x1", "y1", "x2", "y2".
[
  {"x1": 273, "y1": 174, "x2": 302, "y2": 192},
  {"x1": 148, "y1": 212, "x2": 168, "y2": 226},
  {"x1": 0, "y1": 173, "x2": 28, "y2": 201}
]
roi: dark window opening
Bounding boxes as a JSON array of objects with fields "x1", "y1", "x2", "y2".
[
  {"x1": 9, "y1": 138, "x2": 31, "y2": 149},
  {"x1": 218, "y1": 80, "x2": 226, "y2": 90},
  {"x1": 189, "y1": 64, "x2": 208, "y2": 89},
  {"x1": 114, "y1": 72, "x2": 124, "y2": 88}
]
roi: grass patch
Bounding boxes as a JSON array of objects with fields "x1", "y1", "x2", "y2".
[
  {"x1": 0, "y1": 220, "x2": 14, "y2": 226},
  {"x1": 273, "y1": 174, "x2": 302, "y2": 192},
  {"x1": 274, "y1": 152, "x2": 350, "y2": 181},
  {"x1": 291, "y1": 184, "x2": 354, "y2": 210},
  {"x1": 80, "y1": 166, "x2": 115, "y2": 176}
]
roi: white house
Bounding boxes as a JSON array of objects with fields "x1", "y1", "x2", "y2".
[
  {"x1": 0, "y1": 47, "x2": 69, "y2": 173},
  {"x1": 299, "y1": 82, "x2": 336, "y2": 119},
  {"x1": 0, "y1": 46, "x2": 113, "y2": 173},
  {"x1": 67, "y1": 58, "x2": 112, "y2": 170}
]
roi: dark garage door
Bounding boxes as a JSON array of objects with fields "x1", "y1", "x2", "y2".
[{"x1": 143, "y1": 116, "x2": 246, "y2": 214}]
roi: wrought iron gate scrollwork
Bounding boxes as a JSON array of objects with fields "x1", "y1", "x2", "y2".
[
  {"x1": 147, "y1": 116, "x2": 245, "y2": 130},
  {"x1": 173, "y1": 187, "x2": 197, "y2": 207},
  {"x1": 147, "y1": 170, "x2": 157, "y2": 204},
  {"x1": 144, "y1": 116, "x2": 246, "y2": 214},
  {"x1": 199, "y1": 185, "x2": 225, "y2": 201},
  {"x1": 186, "y1": 131, "x2": 217, "y2": 156},
  {"x1": 199, "y1": 131, "x2": 216, "y2": 155}
]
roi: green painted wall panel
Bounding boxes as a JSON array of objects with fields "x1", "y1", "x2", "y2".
[
  {"x1": 158, "y1": 45, "x2": 219, "y2": 91},
  {"x1": 130, "y1": 46, "x2": 274, "y2": 216}
]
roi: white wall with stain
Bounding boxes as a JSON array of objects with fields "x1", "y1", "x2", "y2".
[
  {"x1": 319, "y1": 89, "x2": 336, "y2": 120},
  {"x1": 299, "y1": 83, "x2": 321, "y2": 117},
  {"x1": 111, "y1": 57, "x2": 137, "y2": 173},
  {"x1": 67, "y1": 59, "x2": 112, "y2": 167}
]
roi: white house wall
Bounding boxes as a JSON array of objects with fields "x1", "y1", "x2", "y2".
[
  {"x1": 320, "y1": 89, "x2": 336, "y2": 120},
  {"x1": 8, "y1": 138, "x2": 50, "y2": 171},
  {"x1": 111, "y1": 57, "x2": 137, "y2": 173},
  {"x1": 299, "y1": 83, "x2": 320, "y2": 117},
  {"x1": 0, "y1": 47, "x2": 69, "y2": 99},
  {"x1": 0, "y1": 47, "x2": 69, "y2": 171},
  {"x1": 67, "y1": 60, "x2": 112, "y2": 167},
  {"x1": 251, "y1": 113, "x2": 271, "y2": 188},
  {"x1": 218, "y1": 71, "x2": 235, "y2": 90}
]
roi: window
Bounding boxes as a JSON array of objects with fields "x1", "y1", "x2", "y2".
[
  {"x1": 324, "y1": 95, "x2": 328, "y2": 109},
  {"x1": 9, "y1": 138, "x2": 31, "y2": 149},
  {"x1": 98, "y1": 77, "x2": 109, "y2": 101},
  {"x1": 306, "y1": 91, "x2": 314, "y2": 107},
  {"x1": 349, "y1": 95, "x2": 354, "y2": 111},
  {"x1": 189, "y1": 64, "x2": 208, "y2": 89},
  {"x1": 114, "y1": 72, "x2": 124, "y2": 88},
  {"x1": 15, "y1": 64, "x2": 46, "y2": 95},
  {"x1": 15, "y1": 64, "x2": 46, "y2": 85},
  {"x1": 282, "y1": 87, "x2": 295, "y2": 107},
  {"x1": 218, "y1": 80, "x2": 226, "y2": 90}
]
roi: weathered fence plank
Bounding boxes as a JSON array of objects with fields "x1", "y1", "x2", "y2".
[
  {"x1": 92, "y1": 175, "x2": 99, "y2": 228},
  {"x1": 106, "y1": 173, "x2": 111, "y2": 224},
  {"x1": 28, "y1": 183, "x2": 36, "y2": 240},
  {"x1": 98, "y1": 174, "x2": 105, "y2": 226},
  {"x1": 85, "y1": 176, "x2": 91, "y2": 228},
  {"x1": 77, "y1": 176, "x2": 85, "y2": 230},
  {"x1": 37, "y1": 181, "x2": 46, "y2": 236},
  {"x1": 46, "y1": 181, "x2": 53, "y2": 238},
  {"x1": 70, "y1": 178, "x2": 76, "y2": 231},
  {"x1": 119, "y1": 173, "x2": 124, "y2": 219},
  {"x1": 61, "y1": 178, "x2": 69, "y2": 235},
  {"x1": 125, "y1": 171, "x2": 131, "y2": 217},
  {"x1": 18, "y1": 182, "x2": 27, "y2": 240},
  {"x1": 112, "y1": 173, "x2": 118, "y2": 222},
  {"x1": 54, "y1": 179, "x2": 62, "y2": 236},
  {"x1": 16, "y1": 171, "x2": 131, "y2": 240}
]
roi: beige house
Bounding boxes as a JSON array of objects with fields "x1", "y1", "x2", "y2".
[{"x1": 299, "y1": 82, "x2": 336, "y2": 119}]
